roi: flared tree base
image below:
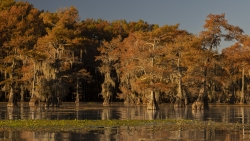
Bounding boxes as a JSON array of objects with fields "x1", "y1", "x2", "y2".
[
  {"x1": 147, "y1": 99, "x2": 159, "y2": 110},
  {"x1": 124, "y1": 98, "x2": 130, "y2": 105},
  {"x1": 147, "y1": 91, "x2": 159, "y2": 110},
  {"x1": 103, "y1": 99, "x2": 110, "y2": 106},
  {"x1": 29, "y1": 97, "x2": 39, "y2": 107},
  {"x1": 174, "y1": 101, "x2": 185, "y2": 108},
  {"x1": 192, "y1": 101, "x2": 204, "y2": 110},
  {"x1": 7, "y1": 101, "x2": 17, "y2": 107}
]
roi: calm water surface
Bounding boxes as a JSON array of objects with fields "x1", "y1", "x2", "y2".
[{"x1": 1, "y1": 102, "x2": 250, "y2": 141}]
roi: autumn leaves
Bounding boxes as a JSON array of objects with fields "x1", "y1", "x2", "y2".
[{"x1": 0, "y1": 1, "x2": 249, "y2": 108}]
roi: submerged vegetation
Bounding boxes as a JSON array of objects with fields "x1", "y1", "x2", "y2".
[
  {"x1": 1, "y1": 0, "x2": 250, "y2": 110},
  {"x1": 0, "y1": 119, "x2": 248, "y2": 132}
]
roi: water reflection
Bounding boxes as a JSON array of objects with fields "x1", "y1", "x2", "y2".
[
  {"x1": 147, "y1": 109, "x2": 158, "y2": 120},
  {"x1": 3, "y1": 103, "x2": 250, "y2": 122},
  {"x1": 2, "y1": 103, "x2": 250, "y2": 140},
  {"x1": 1, "y1": 127, "x2": 250, "y2": 140},
  {"x1": 192, "y1": 109, "x2": 204, "y2": 120}
]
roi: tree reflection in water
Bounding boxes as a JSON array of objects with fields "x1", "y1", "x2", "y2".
[
  {"x1": 192, "y1": 109, "x2": 204, "y2": 121},
  {"x1": 1, "y1": 103, "x2": 250, "y2": 140},
  {"x1": 147, "y1": 109, "x2": 158, "y2": 120},
  {"x1": 0, "y1": 127, "x2": 249, "y2": 140}
]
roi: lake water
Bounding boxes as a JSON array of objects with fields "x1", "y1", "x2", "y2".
[{"x1": 1, "y1": 102, "x2": 250, "y2": 141}]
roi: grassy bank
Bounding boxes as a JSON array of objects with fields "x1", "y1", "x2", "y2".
[{"x1": 0, "y1": 119, "x2": 247, "y2": 132}]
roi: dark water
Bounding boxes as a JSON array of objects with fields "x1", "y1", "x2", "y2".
[{"x1": 1, "y1": 102, "x2": 250, "y2": 141}]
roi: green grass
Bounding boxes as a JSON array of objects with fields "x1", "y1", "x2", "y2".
[{"x1": 0, "y1": 119, "x2": 247, "y2": 132}]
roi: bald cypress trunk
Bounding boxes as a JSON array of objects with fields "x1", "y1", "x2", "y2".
[
  {"x1": 174, "y1": 77, "x2": 185, "y2": 108},
  {"x1": 7, "y1": 60, "x2": 17, "y2": 107},
  {"x1": 29, "y1": 61, "x2": 38, "y2": 107},
  {"x1": 240, "y1": 67, "x2": 245, "y2": 104},
  {"x1": 102, "y1": 72, "x2": 115, "y2": 106},
  {"x1": 7, "y1": 85, "x2": 16, "y2": 107},
  {"x1": 192, "y1": 54, "x2": 209, "y2": 110},
  {"x1": 174, "y1": 58, "x2": 186, "y2": 108},
  {"x1": 147, "y1": 91, "x2": 158, "y2": 110},
  {"x1": 146, "y1": 45, "x2": 158, "y2": 110},
  {"x1": 192, "y1": 83, "x2": 209, "y2": 110}
]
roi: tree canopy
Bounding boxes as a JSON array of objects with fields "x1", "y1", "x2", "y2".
[{"x1": 0, "y1": 1, "x2": 249, "y2": 108}]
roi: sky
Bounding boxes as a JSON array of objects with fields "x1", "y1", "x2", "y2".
[{"x1": 24, "y1": 0, "x2": 250, "y2": 52}]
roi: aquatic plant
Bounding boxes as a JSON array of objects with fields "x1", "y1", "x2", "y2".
[{"x1": 0, "y1": 119, "x2": 247, "y2": 133}]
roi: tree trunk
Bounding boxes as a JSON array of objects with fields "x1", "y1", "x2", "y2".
[
  {"x1": 31, "y1": 62, "x2": 36, "y2": 98},
  {"x1": 192, "y1": 54, "x2": 209, "y2": 110},
  {"x1": 7, "y1": 60, "x2": 17, "y2": 107},
  {"x1": 154, "y1": 90, "x2": 161, "y2": 105},
  {"x1": 174, "y1": 57, "x2": 186, "y2": 108},
  {"x1": 103, "y1": 91, "x2": 110, "y2": 106},
  {"x1": 20, "y1": 85, "x2": 24, "y2": 102},
  {"x1": 102, "y1": 72, "x2": 111, "y2": 106},
  {"x1": 29, "y1": 62, "x2": 37, "y2": 107},
  {"x1": 124, "y1": 94, "x2": 130, "y2": 105},
  {"x1": 147, "y1": 40, "x2": 159, "y2": 110},
  {"x1": 240, "y1": 67, "x2": 245, "y2": 104},
  {"x1": 75, "y1": 78, "x2": 80, "y2": 104},
  {"x1": 80, "y1": 49, "x2": 83, "y2": 61},
  {"x1": 192, "y1": 86, "x2": 208, "y2": 110},
  {"x1": 102, "y1": 71, "x2": 115, "y2": 106},
  {"x1": 229, "y1": 85, "x2": 235, "y2": 104},
  {"x1": 29, "y1": 96, "x2": 39, "y2": 107},
  {"x1": 7, "y1": 86, "x2": 17, "y2": 107},
  {"x1": 174, "y1": 77, "x2": 185, "y2": 108},
  {"x1": 183, "y1": 89, "x2": 188, "y2": 105},
  {"x1": 147, "y1": 91, "x2": 158, "y2": 110}
]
